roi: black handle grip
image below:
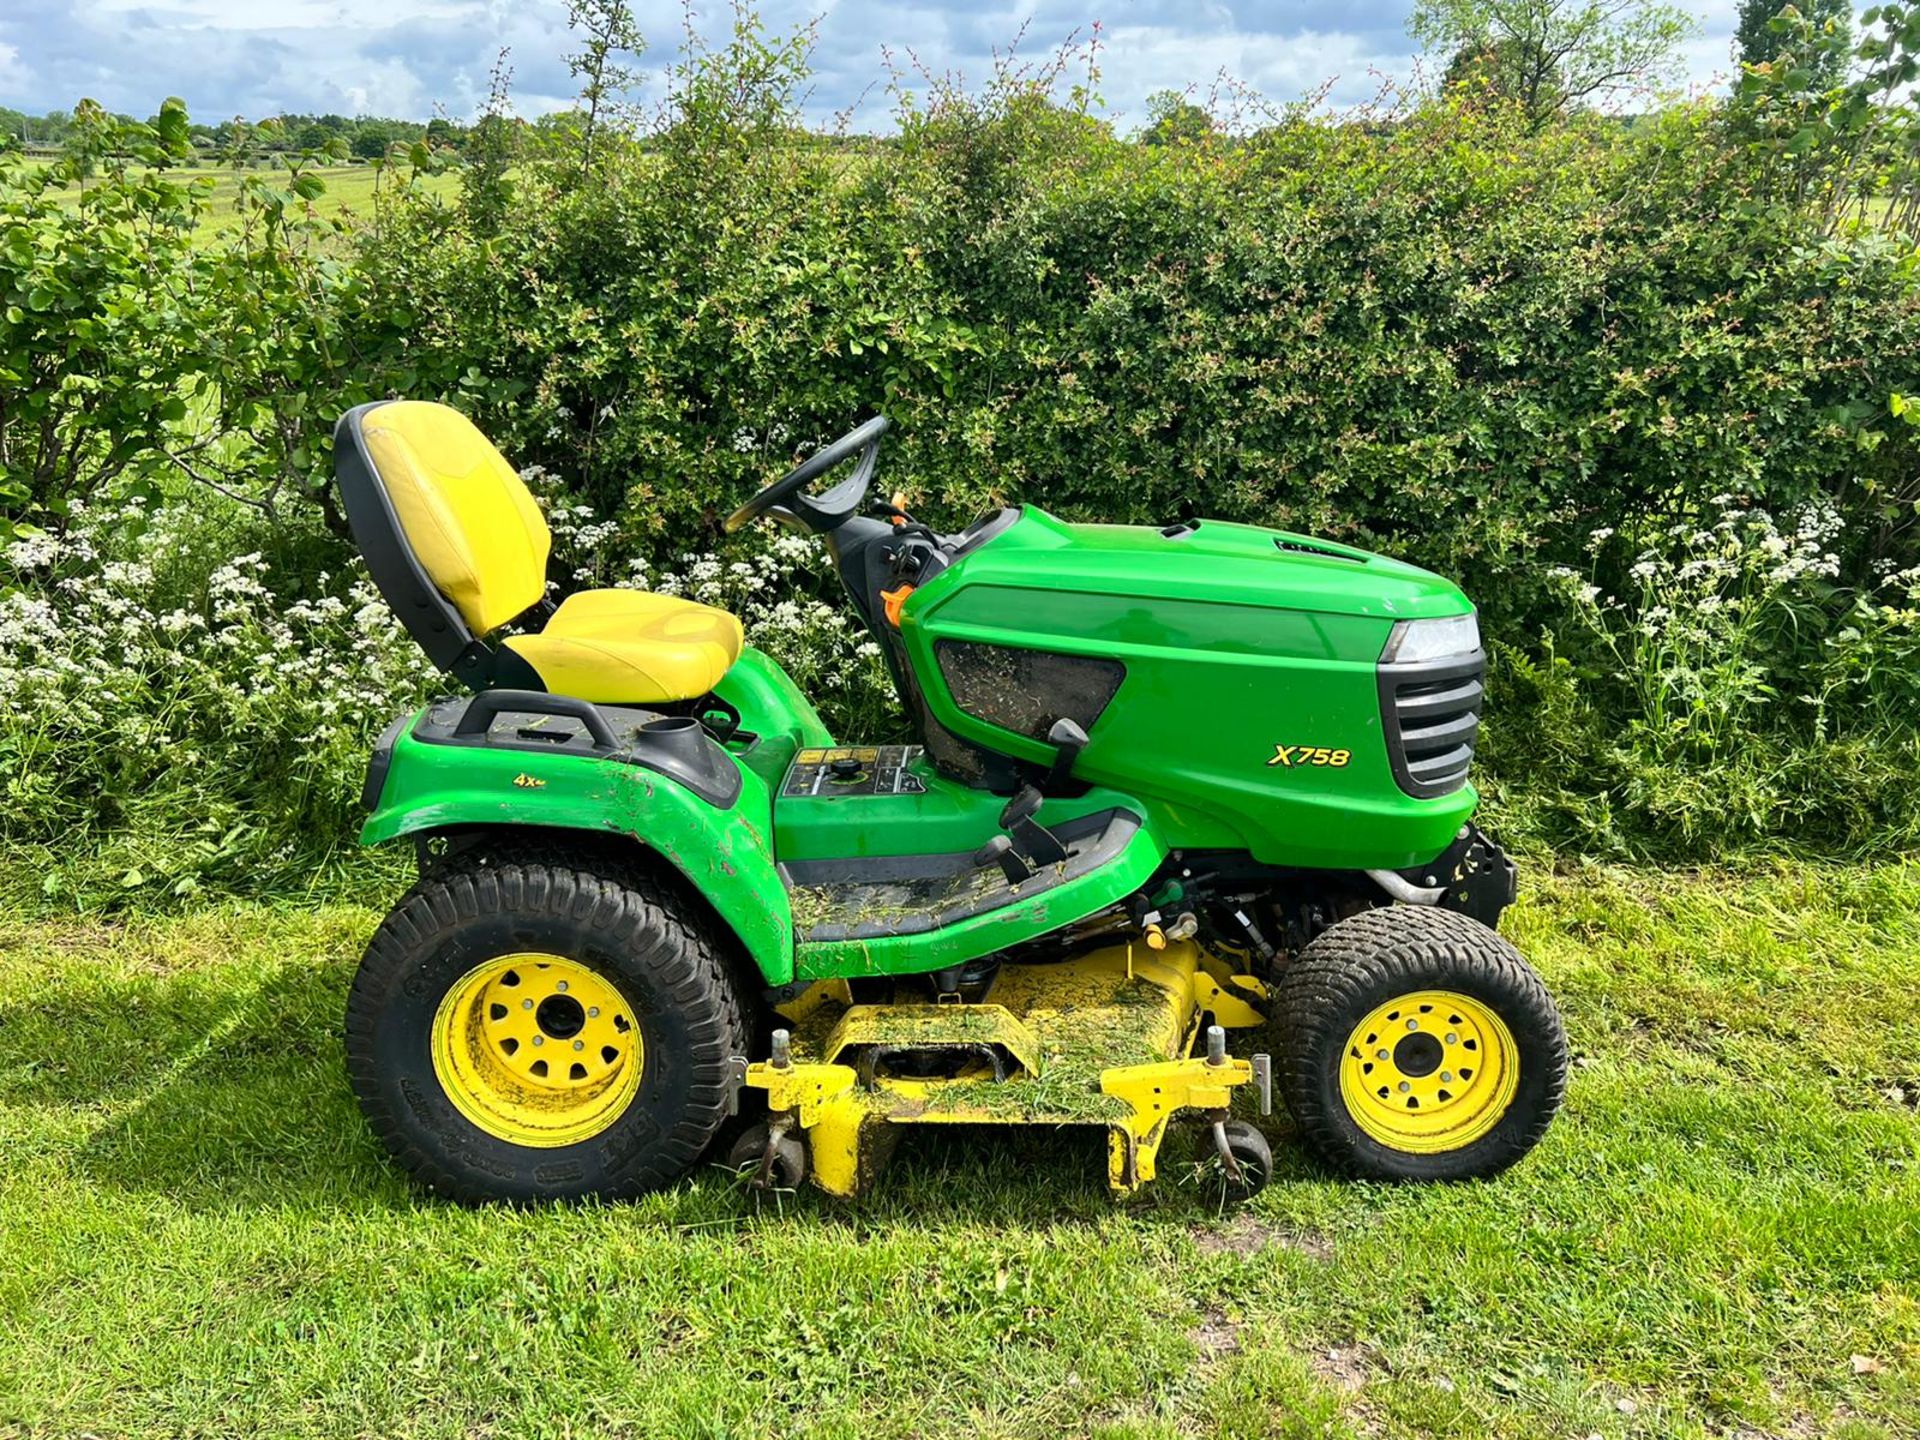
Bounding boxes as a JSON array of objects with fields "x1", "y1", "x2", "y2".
[
  {"x1": 973, "y1": 834, "x2": 1033, "y2": 885},
  {"x1": 1045, "y1": 717, "x2": 1089, "y2": 791},
  {"x1": 454, "y1": 689, "x2": 620, "y2": 751}
]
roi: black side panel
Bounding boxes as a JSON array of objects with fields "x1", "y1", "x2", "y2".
[
  {"x1": 880, "y1": 622, "x2": 1024, "y2": 792},
  {"x1": 410, "y1": 695, "x2": 744, "y2": 809},
  {"x1": 334, "y1": 402, "x2": 477, "y2": 674},
  {"x1": 822, "y1": 508, "x2": 1039, "y2": 793},
  {"x1": 935, "y1": 642, "x2": 1125, "y2": 742}
]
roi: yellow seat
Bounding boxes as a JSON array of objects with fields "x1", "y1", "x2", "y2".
[
  {"x1": 503, "y1": 589, "x2": 743, "y2": 705},
  {"x1": 348, "y1": 400, "x2": 741, "y2": 705}
]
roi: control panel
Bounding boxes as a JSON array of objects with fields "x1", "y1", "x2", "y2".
[{"x1": 781, "y1": 746, "x2": 928, "y2": 798}]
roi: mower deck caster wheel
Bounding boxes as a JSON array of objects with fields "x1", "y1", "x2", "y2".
[
  {"x1": 1213, "y1": 1118, "x2": 1274, "y2": 1199},
  {"x1": 727, "y1": 1124, "x2": 807, "y2": 1190}
]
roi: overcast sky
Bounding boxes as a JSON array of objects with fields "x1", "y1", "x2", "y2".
[{"x1": 3, "y1": 0, "x2": 1742, "y2": 131}]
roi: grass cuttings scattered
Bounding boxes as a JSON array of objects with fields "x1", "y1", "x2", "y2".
[{"x1": 1, "y1": 859, "x2": 1916, "y2": 1438}]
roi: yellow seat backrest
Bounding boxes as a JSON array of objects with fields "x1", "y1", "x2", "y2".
[{"x1": 359, "y1": 401, "x2": 551, "y2": 636}]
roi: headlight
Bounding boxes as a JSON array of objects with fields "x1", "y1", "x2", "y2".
[{"x1": 1381, "y1": 613, "x2": 1481, "y2": 665}]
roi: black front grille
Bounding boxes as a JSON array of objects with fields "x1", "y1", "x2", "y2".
[{"x1": 1378, "y1": 652, "x2": 1484, "y2": 798}]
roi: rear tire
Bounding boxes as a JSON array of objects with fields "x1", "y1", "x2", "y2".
[
  {"x1": 1277, "y1": 906, "x2": 1565, "y2": 1181},
  {"x1": 346, "y1": 843, "x2": 745, "y2": 1203}
]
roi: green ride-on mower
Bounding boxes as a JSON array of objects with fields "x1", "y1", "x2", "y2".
[{"x1": 335, "y1": 400, "x2": 1567, "y2": 1203}]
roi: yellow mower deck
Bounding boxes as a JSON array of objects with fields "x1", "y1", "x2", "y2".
[{"x1": 741, "y1": 939, "x2": 1269, "y2": 1196}]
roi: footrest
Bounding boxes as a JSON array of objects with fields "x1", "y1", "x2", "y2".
[{"x1": 783, "y1": 808, "x2": 1142, "y2": 944}]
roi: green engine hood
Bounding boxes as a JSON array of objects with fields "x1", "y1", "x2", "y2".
[
  {"x1": 895, "y1": 506, "x2": 1482, "y2": 868},
  {"x1": 945, "y1": 509, "x2": 1470, "y2": 624}
]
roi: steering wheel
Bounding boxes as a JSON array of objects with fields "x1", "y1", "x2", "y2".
[{"x1": 724, "y1": 416, "x2": 891, "y2": 534}]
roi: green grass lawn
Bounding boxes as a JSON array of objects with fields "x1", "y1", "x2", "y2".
[{"x1": 2, "y1": 862, "x2": 1916, "y2": 1438}]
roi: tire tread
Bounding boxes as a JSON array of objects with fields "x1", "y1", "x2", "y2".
[
  {"x1": 344, "y1": 838, "x2": 745, "y2": 1203},
  {"x1": 1276, "y1": 905, "x2": 1566, "y2": 1181}
]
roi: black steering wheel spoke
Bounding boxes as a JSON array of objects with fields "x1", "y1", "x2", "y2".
[{"x1": 724, "y1": 416, "x2": 891, "y2": 535}]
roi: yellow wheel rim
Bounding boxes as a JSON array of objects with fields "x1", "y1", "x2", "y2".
[
  {"x1": 1338, "y1": 989, "x2": 1518, "y2": 1154},
  {"x1": 430, "y1": 953, "x2": 643, "y2": 1148}
]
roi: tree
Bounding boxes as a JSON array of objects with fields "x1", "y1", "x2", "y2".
[
  {"x1": 1735, "y1": 0, "x2": 1854, "y2": 89},
  {"x1": 1411, "y1": 0, "x2": 1697, "y2": 128},
  {"x1": 351, "y1": 120, "x2": 395, "y2": 162},
  {"x1": 1442, "y1": 35, "x2": 1564, "y2": 110},
  {"x1": 462, "y1": 50, "x2": 519, "y2": 235},
  {"x1": 1139, "y1": 90, "x2": 1215, "y2": 146},
  {"x1": 565, "y1": 0, "x2": 644, "y2": 178}
]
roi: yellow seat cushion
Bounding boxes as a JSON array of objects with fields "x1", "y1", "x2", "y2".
[
  {"x1": 503, "y1": 589, "x2": 744, "y2": 705},
  {"x1": 359, "y1": 401, "x2": 551, "y2": 636}
]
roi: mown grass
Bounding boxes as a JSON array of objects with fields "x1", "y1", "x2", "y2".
[{"x1": 1, "y1": 862, "x2": 1916, "y2": 1438}]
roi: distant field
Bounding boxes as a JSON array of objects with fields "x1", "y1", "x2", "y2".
[{"x1": 23, "y1": 161, "x2": 461, "y2": 242}]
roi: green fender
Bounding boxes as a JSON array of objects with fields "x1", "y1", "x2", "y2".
[{"x1": 361, "y1": 714, "x2": 795, "y2": 985}]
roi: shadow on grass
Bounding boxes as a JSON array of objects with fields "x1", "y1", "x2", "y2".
[
  {"x1": 784, "y1": 1115, "x2": 1322, "y2": 1232},
  {"x1": 50, "y1": 952, "x2": 1311, "y2": 1231},
  {"x1": 0, "y1": 968, "x2": 250, "y2": 1108},
  {"x1": 70, "y1": 958, "x2": 410, "y2": 1212}
]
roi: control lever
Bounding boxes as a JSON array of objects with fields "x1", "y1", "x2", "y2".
[
  {"x1": 973, "y1": 834, "x2": 1033, "y2": 886},
  {"x1": 1000, "y1": 785, "x2": 1069, "y2": 867},
  {"x1": 1043, "y1": 718, "x2": 1089, "y2": 792}
]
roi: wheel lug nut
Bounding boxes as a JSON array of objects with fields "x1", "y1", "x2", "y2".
[
  {"x1": 1376, "y1": 1048, "x2": 1390, "y2": 1061},
  {"x1": 532, "y1": 1035, "x2": 544, "y2": 1047},
  {"x1": 588, "y1": 1006, "x2": 600, "y2": 1018},
  {"x1": 1406, "y1": 1019, "x2": 1419, "y2": 1031},
  {"x1": 523, "y1": 999, "x2": 533, "y2": 1010},
  {"x1": 1442, "y1": 1071, "x2": 1454, "y2": 1083},
  {"x1": 1445, "y1": 1032, "x2": 1457, "y2": 1044},
  {"x1": 556, "y1": 981, "x2": 569, "y2": 993},
  {"x1": 573, "y1": 1040, "x2": 584, "y2": 1051},
  {"x1": 1398, "y1": 1081, "x2": 1411, "y2": 1093}
]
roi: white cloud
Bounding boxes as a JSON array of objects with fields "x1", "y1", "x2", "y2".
[
  {"x1": 1097, "y1": 24, "x2": 1398, "y2": 118},
  {"x1": 0, "y1": 0, "x2": 1756, "y2": 127}
]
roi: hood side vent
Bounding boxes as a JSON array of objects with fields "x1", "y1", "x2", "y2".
[{"x1": 1274, "y1": 537, "x2": 1366, "y2": 563}]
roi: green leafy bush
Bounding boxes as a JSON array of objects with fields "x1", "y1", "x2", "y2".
[
  {"x1": 0, "y1": 101, "x2": 205, "y2": 524},
  {"x1": 0, "y1": 491, "x2": 887, "y2": 906},
  {"x1": 4, "y1": 7, "x2": 1920, "y2": 898},
  {"x1": 1477, "y1": 500, "x2": 1920, "y2": 855},
  {"x1": 338, "y1": 76, "x2": 1920, "y2": 600}
]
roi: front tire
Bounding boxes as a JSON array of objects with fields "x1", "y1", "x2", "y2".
[
  {"x1": 346, "y1": 844, "x2": 745, "y2": 1203},
  {"x1": 1277, "y1": 906, "x2": 1566, "y2": 1181}
]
